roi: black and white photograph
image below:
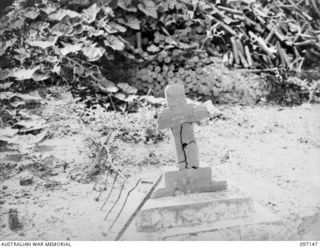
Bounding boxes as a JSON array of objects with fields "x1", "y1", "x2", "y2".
[{"x1": 0, "y1": 0, "x2": 319, "y2": 244}]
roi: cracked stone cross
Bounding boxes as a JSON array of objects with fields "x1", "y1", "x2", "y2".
[
  {"x1": 152, "y1": 84, "x2": 227, "y2": 199},
  {"x1": 158, "y1": 84, "x2": 208, "y2": 170}
]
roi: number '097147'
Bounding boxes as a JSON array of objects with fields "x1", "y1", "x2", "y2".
[{"x1": 300, "y1": 242, "x2": 318, "y2": 246}]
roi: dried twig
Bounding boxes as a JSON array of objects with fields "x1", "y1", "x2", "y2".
[
  {"x1": 211, "y1": 16, "x2": 237, "y2": 36},
  {"x1": 217, "y1": 6, "x2": 242, "y2": 15}
]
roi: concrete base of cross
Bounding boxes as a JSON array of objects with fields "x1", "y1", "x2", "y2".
[
  {"x1": 121, "y1": 183, "x2": 288, "y2": 240},
  {"x1": 151, "y1": 167, "x2": 227, "y2": 199}
]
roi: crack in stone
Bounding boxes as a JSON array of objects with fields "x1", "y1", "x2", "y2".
[
  {"x1": 183, "y1": 140, "x2": 195, "y2": 146},
  {"x1": 180, "y1": 124, "x2": 187, "y2": 167}
]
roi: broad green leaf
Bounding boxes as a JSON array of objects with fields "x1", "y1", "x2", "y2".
[
  {"x1": 114, "y1": 93, "x2": 126, "y2": 100},
  {"x1": 82, "y1": 3, "x2": 100, "y2": 23},
  {"x1": 32, "y1": 72, "x2": 50, "y2": 82},
  {"x1": 0, "y1": 82, "x2": 13, "y2": 90},
  {"x1": 27, "y1": 39, "x2": 57, "y2": 49},
  {"x1": 0, "y1": 69, "x2": 12, "y2": 80},
  {"x1": 10, "y1": 18, "x2": 25, "y2": 30},
  {"x1": 51, "y1": 22, "x2": 73, "y2": 36},
  {"x1": 0, "y1": 127, "x2": 18, "y2": 138},
  {"x1": 27, "y1": 37, "x2": 58, "y2": 49},
  {"x1": 0, "y1": 92, "x2": 16, "y2": 100},
  {"x1": 60, "y1": 42, "x2": 83, "y2": 56},
  {"x1": 84, "y1": 26, "x2": 105, "y2": 36},
  {"x1": 138, "y1": 0, "x2": 158, "y2": 19},
  {"x1": 111, "y1": 22, "x2": 127, "y2": 32},
  {"x1": 12, "y1": 67, "x2": 39, "y2": 81},
  {"x1": 24, "y1": 7, "x2": 40, "y2": 20},
  {"x1": 104, "y1": 22, "x2": 127, "y2": 33},
  {"x1": 106, "y1": 86, "x2": 119, "y2": 93},
  {"x1": 0, "y1": 39, "x2": 17, "y2": 56},
  {"x1": 104, "y1": 35, "x2": 125, "y2": 51},
  {"x1": 101, "y1": 6, "x2": 114, "y2": 17},
  {"x1": 124, "y1": 95, "x2": 138, "y2": 102},
  {"x1": 40, "y1": 4, "x2": 57, "y2": 15},
  {"x1": 98, "y1": 78, "x2": 118, "y2": 93},
  {"x1": 118, "y1": 0, "x2": 137, "y2": 12},
  {"x1": 0, "y1": 92, "x2": 41, "y2": 101},
  {"x1": 81, "y1": 46, "x2": 105, "y2": 61},
  {"x1": 49, "y1": 9, "x2": 80, "y2": 21},
  {"x1": 117, "y1": 82, "x2": 137, "y2": 94},
  {"x1": 119, "y1": 16, "x2": 140, "y2": 30},
  {"x1": 14, "y1": 118, "x2": 47, "y2": 133}
]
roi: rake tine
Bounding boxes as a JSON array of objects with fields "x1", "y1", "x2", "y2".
[
  {"x1": 108, "y1": 179, "x2": 141, "y2": 231},
  {"x1": 104, "y1": 177, "x2": 127, "y2": 221},
  {"x1": 92, "y1": 178, "x2": 99, "y2": 191},
  {"x1": 100, "y1": 173, "x2": 118, "y2": 211}
]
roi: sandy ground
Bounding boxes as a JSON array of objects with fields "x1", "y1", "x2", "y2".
[{"x1": 0, "y1": 89, "x2": 320, "y2": 240}]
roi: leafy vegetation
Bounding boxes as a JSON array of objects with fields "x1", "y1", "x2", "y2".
[{"x1": 0, "y1": 0, "x2": 319, "y2": 107}]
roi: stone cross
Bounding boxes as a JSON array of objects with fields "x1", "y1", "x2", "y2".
[
  {"x1": 157, "y1": 84, "x2": 209, "y2": 170},
  {"x1": 152, "y1": 84, "x2": 227, "y2": 199}
]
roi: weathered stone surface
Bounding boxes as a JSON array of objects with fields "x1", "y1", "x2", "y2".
[
  {"x1": 136, "y1": 196, "x2": 254, "y2": 232},
  {"x1": 181, "y1": 123, "x2": 195, "y2": 144},
  {"x1": 184, "y1": 142, "x2": 199, "y2": 169},
  {"x1": 151, "y1": 167, "x2": 227, "y2": 199},
  {"x1": 124, "y1": 186, "x2": 287, "y2": 240},
  {"x1": 165, "y1": 167, "x2": 210, "y2": 189},
  {"x1": 157, "y1": 105, "x2": 209, "y2": 130},
  {"x1": 171, "y1": 124, "x2": 199, "y2": 169},
  {"x1": 157, "y1": 84, "x2": 209, "y2": 170},
  {"x1": 127, "y1": 217, "x2": 288, "y2": 241},
  {"x1": 161, "y1": 203, "x2": 288, "y2": 241},
  {"x1": 171, "y1": 126, "x2": 186, "y2": 166}
]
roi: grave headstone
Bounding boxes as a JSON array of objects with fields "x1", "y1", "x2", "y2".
[{"x1": 152, "y1": 84, "x2": 226, "y2": 198}]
